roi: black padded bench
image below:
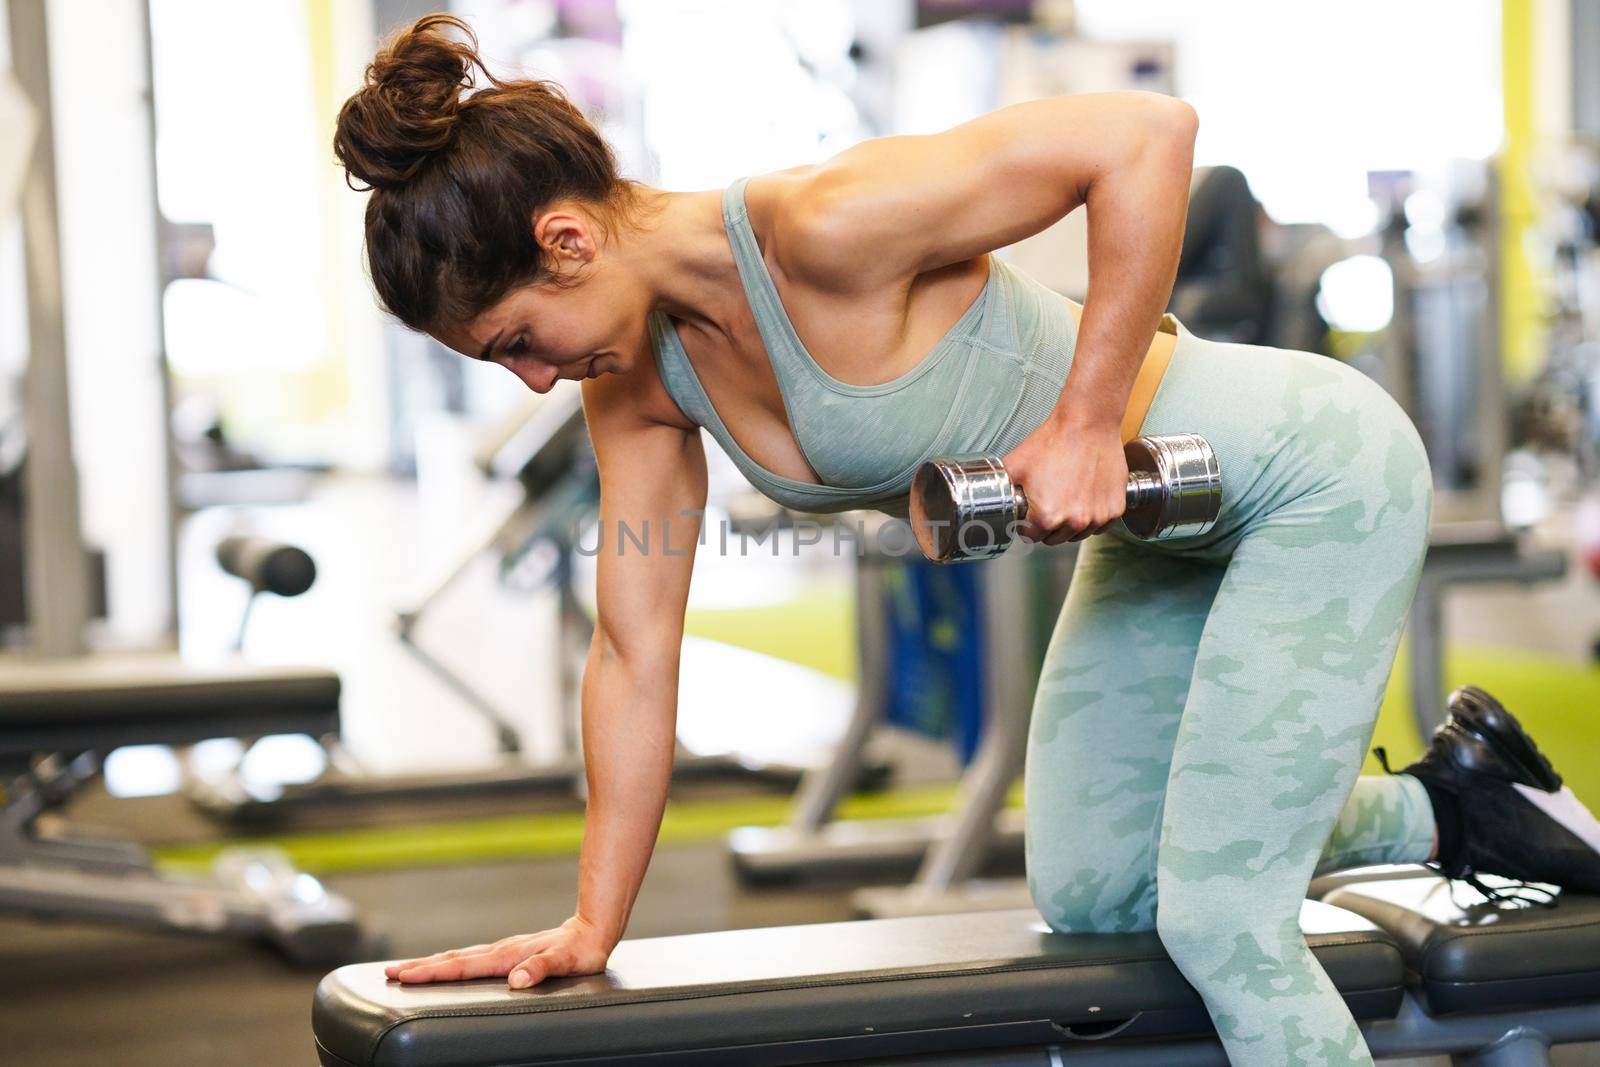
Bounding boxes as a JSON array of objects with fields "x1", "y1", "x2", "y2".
[
  {"x1": 0, "y1": 653, "x2": 340, "y2": 757},
  {"x1": 314, "y1": 901, "x2": 1402, "y2": 1067},
  {"x1": 1321, "y1": 872, "x2": 1600, "y2": 1065},
  {"x1": 0, "y1": 653, "x2": 362, "y2": 963}
]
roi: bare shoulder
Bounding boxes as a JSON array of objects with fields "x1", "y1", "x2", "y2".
[
  {"x1": 748, "y1": 145, "x2": 994, "y2": 294},
  {"x1": 742, "y1": 165, "x2": 893, "y2": 296}
]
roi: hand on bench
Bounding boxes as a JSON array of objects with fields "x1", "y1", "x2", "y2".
[{"x1": 385, "y1": 915, "x2": 613, "y2": 989}]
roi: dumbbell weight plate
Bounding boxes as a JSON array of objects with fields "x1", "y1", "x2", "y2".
[
  {"x1": 910, "y1": 455, "x2": 1016, "y2": 562},
  {"x1": 1121, "y1": 433, "x2": 1222, "y2": 540}
]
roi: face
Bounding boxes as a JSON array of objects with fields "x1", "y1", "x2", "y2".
[{"x1": 436, "y1": 206, "x2": 648, "y2": 394}]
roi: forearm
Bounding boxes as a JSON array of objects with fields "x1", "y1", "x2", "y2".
[
  {"x1": 1060, "y1": 103, "x2": 1197, "y2": 429},
  {"x1": 571, "y1": 635, "x2": 680, "y2": 946}
]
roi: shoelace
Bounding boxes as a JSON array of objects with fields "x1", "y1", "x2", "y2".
[{"x1": 1449, "y1": 869, "x2": 1559, "y2": 911}]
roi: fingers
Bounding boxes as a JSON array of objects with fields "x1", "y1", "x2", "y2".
[
  {"x1": 1019, "y1": 516, "x2": 1096, "y2": 544},
  {"x1": 1043, "y1": 526, "x2": 1075, "y2": 546},
  {"x1": 1063, "y1": 520, "x2": 1116, "y2": 544},
  {"x1": 508, "y1": 949, "x2": 564, "y2": 990},
  {"x1": 388, "y1": 930, "x2": 610, "y2": 990},
  {"x1": 1013, "y1": 520, "x2": 1046, "y2": 544},
  {"x1": 388, "y1": 931, "x2": 574, "y2": 984},
  {"x1": 394, "y1": 947, "x2": 520, "y2": 984},
  {"x1": 1034, "y1": 514, "x2": 1118, "y2": 545},
  {"x1": 509, "y1": 941, "x2": 609, "y2": 989},
  {"x1": 385, "y1": 943, "x2": 492, "y2": 980}
]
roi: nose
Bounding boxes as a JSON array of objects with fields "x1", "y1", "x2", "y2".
[{"x1": 511, "y1": 362, "x2": 561, "y2": 394}]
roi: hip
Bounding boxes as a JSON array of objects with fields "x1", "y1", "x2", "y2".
[{"x1": 1119, "y1": 324, "x2": 1433, "y2": 560}]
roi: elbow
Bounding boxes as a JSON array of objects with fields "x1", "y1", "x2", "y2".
[
  {"x1": 1163, "y1": 97, "x2": 1200, "y2": 144},
  {"x1": 1107, "y1": 93, "x2": 1196, "y2": 179},
  {"x1": 591, "y1": 620, "x2": 678, "y2": 681},
  {"x1": 1131, "y1": 93, "x2": 1198, "y2": 156},
  {"x1": 592, "y1": 625, "x2": 624, "y2": 667},
  {"x1": 591, "y1": 625, "x2": 639, "y2": 673},
  {"x1": 1078, "y1": 93, "x2": 1199, "y2": 191}
]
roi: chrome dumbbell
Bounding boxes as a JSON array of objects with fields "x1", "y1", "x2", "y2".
[{"x1": 909, "y1": 433, "x2": 1223, "y2": 563}]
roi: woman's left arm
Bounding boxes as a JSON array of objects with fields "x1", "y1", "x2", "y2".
[
  {"x1": 784, "y1": 91, "x2": 1199, "y2": 542},
  {"x1": 1016, "y1": 97, "x2": 1198, "y2": 543}
]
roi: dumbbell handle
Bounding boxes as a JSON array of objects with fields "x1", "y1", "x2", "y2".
[{"x1": 1012, "y1": 470, "x2": 1164, "y2": 525}]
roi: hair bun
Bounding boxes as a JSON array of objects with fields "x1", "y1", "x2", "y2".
[{"x1": 334, "y1": 14, "x2": 486, "y2": 190}]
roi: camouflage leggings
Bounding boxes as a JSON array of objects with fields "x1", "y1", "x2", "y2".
[{"x1": 1024, "y1": 325, "x2": 1437, "y2": 1066}]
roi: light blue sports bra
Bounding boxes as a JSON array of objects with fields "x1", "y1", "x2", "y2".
[{"x1": 648, "y1": 176, "x2": 1080, "y2": 515}]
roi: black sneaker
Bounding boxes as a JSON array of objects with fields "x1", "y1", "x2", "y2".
[{"x1": 1376, "y1": 684, "x2": 1600, "y2": 903}]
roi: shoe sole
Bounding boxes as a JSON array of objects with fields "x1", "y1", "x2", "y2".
[{"x1": 1447, "y1": 685, "x2": 1562, "y2": 792}]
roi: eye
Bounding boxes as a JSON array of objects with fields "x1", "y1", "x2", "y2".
[{"x1": 507, "y1": 336, "x2": 527, "y2": 357}]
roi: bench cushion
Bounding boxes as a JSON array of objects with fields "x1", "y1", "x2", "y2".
[
  {"x1": 314, "y1": 901, "x2": 1402, "y2": 1067},
  {"x1": 1322, "y1": 874, "x2": 1600, "y2": 1014},
  {"x1": 0, "y1": 654, "x2": 340, "y2": 754}
]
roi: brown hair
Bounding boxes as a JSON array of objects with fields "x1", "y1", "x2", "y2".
[{"x1": 334, "y1": 14, "x2": 635, "y2": 332}]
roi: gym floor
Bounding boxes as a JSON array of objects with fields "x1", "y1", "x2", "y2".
[{"x1": 5, "y1": 471, "x2": 1600, "y2": 1066}]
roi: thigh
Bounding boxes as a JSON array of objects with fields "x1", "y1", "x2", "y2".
[
  {"x1": 1157, "y1": 460, "x2": 1432, "y2": 923},
  {"x1": 1024, "y1": 535, "x2": 1225, "y2": 933}
]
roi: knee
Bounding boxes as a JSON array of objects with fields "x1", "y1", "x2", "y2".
[
  {"x1": 1027, "y1": 865, "x2": 1105, "y2": 933},
  {"x1": 1155, "y1": 887, "x2": 1260, "y2": 968},
  {"x1": 1156, "y1": 892, "x2": 1312, "y2": 986},
  {"x1": 1154, "y1": 897, "x2": 1214, "y2": 963},
  {"x1": 1027, "y1": 862, "x2": 1155, "y2": 934}
]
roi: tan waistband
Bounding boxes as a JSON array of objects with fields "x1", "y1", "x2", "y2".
[
  {"x1": 1120, "y1": 321, "x2": 1177, "y2": 443},
  {"x1": 1065, "y1": 301, "x2": 1177, "y2": 444}
]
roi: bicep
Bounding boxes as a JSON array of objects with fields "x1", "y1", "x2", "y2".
[{"x1": 793, "y1": 92, "x2": 1196, "y2": 281}]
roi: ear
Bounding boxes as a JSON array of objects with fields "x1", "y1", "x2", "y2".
[{"x1": 532, "y1": 208, "x2": 597, "y2": 266}]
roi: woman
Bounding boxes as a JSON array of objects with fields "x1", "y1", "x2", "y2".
[{"x1": 337, "y1": 16, "x2": 1600, "y2": 1066}]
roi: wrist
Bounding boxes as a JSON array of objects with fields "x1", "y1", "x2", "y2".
[
  {"x1": 1047, "y1": 401, "x2": 1122, "y2": 436},
  {"x1": 566, "y1": 912, "x2": 623, "y2": 948}
]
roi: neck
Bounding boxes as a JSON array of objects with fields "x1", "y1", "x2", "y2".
[{"x1": 623, "y1": 186, "x2": 745, "y2": 339}]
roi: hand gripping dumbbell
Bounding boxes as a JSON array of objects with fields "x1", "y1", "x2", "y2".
[{"x1": 909, "y1": 433, "x2": 1223, "y2": 563}]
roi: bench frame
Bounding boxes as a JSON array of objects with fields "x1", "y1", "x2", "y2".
[
  {"x1": 0, "y1": 656, "x2": 369, "y2": 964},
  {"x1": 0, "y1": 744, "x2": 365, "y2": 965}
]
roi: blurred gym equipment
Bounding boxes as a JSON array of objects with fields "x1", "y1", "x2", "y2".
[
  {"x1": 0, "y1": 0, "x2": 367, "y2": 966},
  {"x1": 1407, "y1": 524, "x2": 1567, "y2": 735},
  {"x1": 729, "y1": 543, "x2": 1067, "y2": 892},
  {"x1": 171, "y1": 394, "x2": 323, "y2": 510},
  {"x1": 215, "y1": 534, "x2": 317, "y2": 650},
  {"x1": 7, "y1": 0, "x2": 96, "y2": 660},
  {"x1": 0, "y1": 435, "x2": 107, "y2": 648},
  {"x1": 1168, "y1": 165, "x2": 1277, "y2": 344},
  {"x1": 0, "y1": 655, "x2": 365, "y2": 964},
  {"x1": 394, "y1": 386, "x2": 598, "y2": 761},
  {"x1": 188, "y1": 388, "x2": 808, "y2": 826}
]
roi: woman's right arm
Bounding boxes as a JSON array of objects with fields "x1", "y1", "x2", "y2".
[
  {"x1": 386, "y1": 367, "x2": 706, "y2": 988},
  {"x1": 565, "y1": 373, "x2": 707, "y2": 970}
]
